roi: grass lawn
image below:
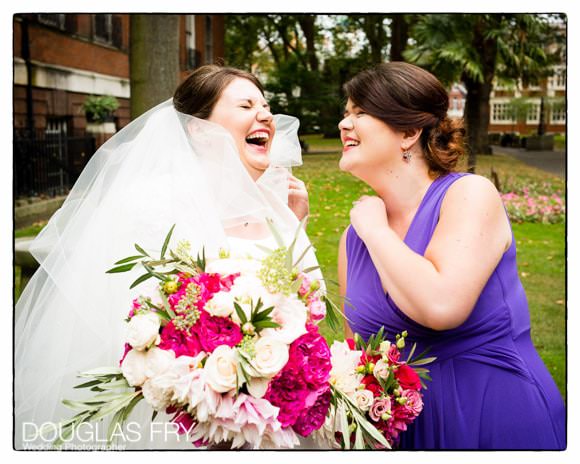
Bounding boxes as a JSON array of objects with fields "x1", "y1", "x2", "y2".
[{"x1": 294, "y1": 147, "x2": 566, "y2": 399}]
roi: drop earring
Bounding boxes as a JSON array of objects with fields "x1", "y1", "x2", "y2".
[{"x1": 402, "y1": 148, "x2": 412, "y2": 162}]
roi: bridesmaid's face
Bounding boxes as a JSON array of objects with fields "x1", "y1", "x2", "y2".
[
  {"x1": 338, "y1": 98, "x2": 404, "y2": 178},
  {"x1": 209, "y1": 77, "x2": 275, "y2": 181}
]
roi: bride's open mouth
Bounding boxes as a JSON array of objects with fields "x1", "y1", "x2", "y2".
[{"x1": 245, "y1": 130, "x2": 270, "y2": 153}]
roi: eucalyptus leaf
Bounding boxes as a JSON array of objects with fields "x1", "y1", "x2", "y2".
[
  {"x1": 114, "y1": 255, "x2": 145, "y2": 265},
  {"x1": 106, "y1": 262, "x2": 138, "y2": 274},
  {"x1": 160, "y1": 224, "x2": 176, "y2": 259}
]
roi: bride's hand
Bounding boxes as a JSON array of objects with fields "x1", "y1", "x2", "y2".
[
  {"x1": 288, "y1": 174, "x2": 310, "y2": 222},
  {"x1": 350, "y1": 195, "x2": 389, "y2": 241}
]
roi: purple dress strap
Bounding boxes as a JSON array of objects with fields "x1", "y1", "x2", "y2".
[{"x1": 345, "y1": 172, "x2": 565, "y2": 449}]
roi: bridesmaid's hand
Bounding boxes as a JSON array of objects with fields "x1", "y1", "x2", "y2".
[
  {"x1": 288, "y1": 174, "x2": 310, "y2": 222},
  {"x1": 350, "y1": 195, "x2": 389, "y2": 241}
]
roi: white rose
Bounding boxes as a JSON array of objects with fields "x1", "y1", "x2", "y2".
[
  {"x1": 126, "y1": 312, "x2": 161, "y2": 351},
  {"x1": 250, "y1": 336, "x2": 289, "y2": 378},
  {"x1": 373, "y1": 358, "x2": 390, "y2": 381},
  {"x1": 121, "y1": 349, "x2": 148, "y2": 387},
  {"x1": 142, "y1": 376, "x2": 174, "y2": 411},
  {"x1": 246, "y1": 376, "x2": 270, "y2": 398},
  {"x1": 204, "y1": 345, "x2": 238, "y2": 393},
  {"x1": 260, "y1": 294, "x2": 308, "y2": 344},
  {"x1": 354, "y1": 389, "x2": 374, "y2": 412},
  {"x1": 205, "y1": 290, "x2": 235, "y2": 318},
  {"x1": 144, "y1": 347, "x2": 175, "y2": 379}
]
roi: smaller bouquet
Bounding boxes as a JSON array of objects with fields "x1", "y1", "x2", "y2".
[{"x1": 316, "y1": 328, "x2": 435, "y2": 450}]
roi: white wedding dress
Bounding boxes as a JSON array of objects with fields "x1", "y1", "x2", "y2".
[{"x1": 14, "y1": 99, "x2": 324, "y2": 450}]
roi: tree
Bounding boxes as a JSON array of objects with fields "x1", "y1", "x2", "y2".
[
  {"x1": 130, "y1": 15, "x2": 180, "y2": 119},
  {"x1": 405, "y1": 14, "x2": 563, "y2": 171}
]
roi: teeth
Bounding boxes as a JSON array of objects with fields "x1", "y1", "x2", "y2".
[
  {"x1": 246, "y1": 132, "x2": 269, "y2": 141},
  {"x1": 345, "y1": 140, "x2": 359, "y2": 147}
]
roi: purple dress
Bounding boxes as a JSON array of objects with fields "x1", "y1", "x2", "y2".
[{"x1": 345, "y1": 172, "x2": 566, "y2": 450}]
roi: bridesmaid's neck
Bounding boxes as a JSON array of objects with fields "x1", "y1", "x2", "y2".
[{"x1": 371, "y1": 157, "x2": 434, "y2": 223}]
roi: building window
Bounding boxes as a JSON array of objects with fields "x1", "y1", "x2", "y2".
[
  {"x1": 526, "y1": 103, "x2": 540, "y2": 124},
  {"x1": 93, "y1": 14, "x2": 113, "y2": 45},
  {"x1": 491, "y1": 102, "x2": 513, "y2": 123},
  {"x1": 38, "y1": 14, "x2": 66, "y2": 30},
  {"x1": 551, "y1": 106, "x2": 566, "y2": 124},
  {"x1": 551, "y1": 66, "x2": 566, "y2": 90},
  {"x1": 204, "y1": 15, "x2": 214, "y2": 64}
]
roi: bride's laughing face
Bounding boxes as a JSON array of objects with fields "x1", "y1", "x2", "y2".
[{"x1": 209, "y1": 77, "x2": 275, "y2": 181}]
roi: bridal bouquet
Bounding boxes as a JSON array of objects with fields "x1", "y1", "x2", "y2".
[
  {"x1": 315, "y1": 328, "x2": 435, "y2": 450},
  {"x1": 51, "y1": 223, "x2": 341, "y2": 449}
]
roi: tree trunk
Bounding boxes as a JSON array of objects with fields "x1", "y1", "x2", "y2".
[
  {"x1": 462, "y1": 17, "x2": 497, "y2": 171},
  {"x1": 464, "y1": 77, "x2": 493, "y2": 170},
  {"x1": 389, "y1": 14, "x2": 409, "y2": 62},
  {"x1": 298, "y1": 15, "x2": 319, "y2": 72},
  {"x1": 130, "y1": 15, "x2": 180, "y2": 119},
  {"x1": 362, "y1": 15, "x2": 387, "y2": 64}
]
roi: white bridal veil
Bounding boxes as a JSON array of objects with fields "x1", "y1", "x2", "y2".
[{"x1": 14, "y1": 99, "x2": 322, "y2": 449}]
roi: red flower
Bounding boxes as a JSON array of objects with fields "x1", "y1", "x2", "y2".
[
  {"x1": 361, "y1": 375, "x2": 382, "y2": 397},
  {"x1": 159, "y1": 321, "x2": 202, "y2": 357},
  {"x1": 395, "y1": 364, "x2": 422, "y2": 391},
  {"x1": 346, "y1": 338, "x2": 356, "y2": 350}
]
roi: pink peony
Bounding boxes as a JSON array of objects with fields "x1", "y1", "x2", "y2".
[
  {"x1": 158, "y1": 320, "x2": 202, "y2": 358},
  {"x1": 264, "y1": 368, "x2": 308, "y2": 427},
  {"x1": 196, "y1": 311, "x2": 243, "y2": 353},
  {"x1": 287, "y1": 324, "x2": 331, "y2": 389},
  {"x1": 293, "y1": 388, "x2": 332, "y2": 437}
]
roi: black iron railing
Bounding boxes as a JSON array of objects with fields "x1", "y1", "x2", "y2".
[{"x1": 14, "y1": 130, "x2": 96, "y2": 198}]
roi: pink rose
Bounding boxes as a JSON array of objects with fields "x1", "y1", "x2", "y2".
[
  {"x1": 308, "y1": 297, "x2": 326, "y2": 322},
  {"x1": 387, "y1": 344, "x2": 401, "y2": 365},
  {"x1": 196, "y1": 311, "x2": 243, "y2": 353},
  {"x1": 401, "y1": 389, "x2": 423, "y2": 417},
  {"x1": 369, "y1": 397, "x2": 392, "y2": 422}
]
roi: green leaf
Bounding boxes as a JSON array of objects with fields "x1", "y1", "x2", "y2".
[
  {"x1": 74, "y1": 379, "x2": 103, "y2": 389},
  {"x1": 152, "y1": 410, "x2": 159, "y2": 422},
  {"x1": 107, "y1": 407, "x2": 126, "y2": 443},
  {"x1": 406, "y1": 342, "x2": 417, "y2": 364},
  {"x1": 354, "y1": 423, "x2": 365, "y2": 449},
  {"x1": 114, "y1": 255, "x2": 145, "y2": 265},
  {"x1": 134, "y1": 243, "x2": 150, "y2": 257},
  {"x1": 254, "y1": 244, "x2": 274, "y2": 255},
  {"x1": 408, "y1": 356, "x2": 437, "y2": 366},
  {"x1": 253, "y1": 306, "x2": 275, "y2": 321},
  {"x1": 339, "y1": 403, "x2": 350, "y2": 450},
  {"x1": 234, "y1": 302, "x2": 247, "y2": 324},
  {"x1": 253, "y1": 320, "x2": 281, "y2": 330},
  {"x1": 293, "y1": 244, "x2": 312, "y2": 269},
  {"x1": 129, "y1": 272, "x2": 153, "y2": 289},
  {"x1": 160, "y1": 224, "x2": 176, "y2": 260},
  {"x1": 265, "y1": 218, "x2": 286, "y2": 248},
  {"x1": 106, "y1": 262, "x2": 138, "y2": 274},
  {"x1": 300, "y1": 265, "x2": 320, "y2": 274}
]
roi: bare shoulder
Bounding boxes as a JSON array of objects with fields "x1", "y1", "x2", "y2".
[{"x1": 442, "y1": 174, "x2": 503, "y2": 215}]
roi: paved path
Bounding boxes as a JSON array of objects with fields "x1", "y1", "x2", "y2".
[{"x1": 491, "y1": 145, "x2": 566, "y2": 178}]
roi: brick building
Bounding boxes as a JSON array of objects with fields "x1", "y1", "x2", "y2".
[{"x1": 13, "y1": 14, "x2": 224, "y2": 197}]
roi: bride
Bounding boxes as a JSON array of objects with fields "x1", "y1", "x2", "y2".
[{"x1": 14, "y1": 65, "x2": 324, "y2": 450}]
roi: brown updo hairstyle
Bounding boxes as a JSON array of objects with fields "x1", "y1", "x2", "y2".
[
  {"x1": 173, "y1": 65, "x2": 265, "y2": 118},
  {"x1": 343, "y1": 62, "x2": 465, "y2": 175}
]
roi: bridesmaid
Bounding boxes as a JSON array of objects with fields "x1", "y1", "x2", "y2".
[{"x1": 337, "y1": 62, "x2": 565, "y2": 450}]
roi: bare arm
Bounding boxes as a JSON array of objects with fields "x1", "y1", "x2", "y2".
[
  {"x1": 351, "y1": 175, "x2": 512, "y2": 331},
  {"x1": 338, "y1": 227, "x2": 354, "y2": 339}
]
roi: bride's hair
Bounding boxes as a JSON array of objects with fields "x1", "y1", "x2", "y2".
[
  {"x1": 173, "y1": 65, "x2": 265, "y2": 118},
  {"x1": 343, "y1": 62, "x2": 465, "y2": 175}
]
